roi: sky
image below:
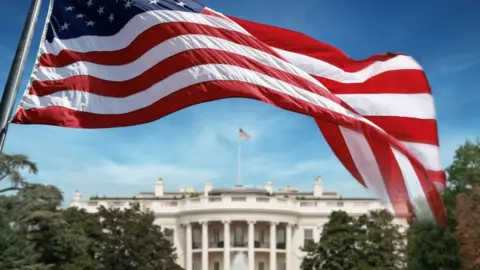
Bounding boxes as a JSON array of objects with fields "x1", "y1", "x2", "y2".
[{"x1": 0, "y1": 0, "x2": 479, "y2": 205}]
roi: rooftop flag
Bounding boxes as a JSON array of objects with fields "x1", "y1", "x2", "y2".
[
  {"x1": 10, "y1": 0, "x2": 445, "y2": 224},
  {"x1": 239, "y1": 128, "x2": 250, "y2": 140}
]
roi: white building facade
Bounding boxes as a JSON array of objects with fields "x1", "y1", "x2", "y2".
[{"x1": 71, "y1": 178, "x2": 408, "y2": 270}]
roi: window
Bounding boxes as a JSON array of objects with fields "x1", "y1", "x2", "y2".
[
  {"x1": 214, "y1": 262, "x2": 220, "y2": 270},
  {"x1": 303, "y1": 229, "x2": 314, "y2": 246},
  {"x1": 259, "y1": 229, "x2": 266, "y2": 243},
  {"x1": 234, "y1": 227, "x2": 244, "y2": 246},
  {"x1": 277, "y1": 228, "x2": 285, "y2": 243},
  {"x1": 193, "y1": 228, "x2": 201, "y2": 248},
  {"x1": 258, "y1": 261, "x2": 265, "y2": 270},
  {"x1": 212, "y1": 227, "x2": 220, "y2": 243}
]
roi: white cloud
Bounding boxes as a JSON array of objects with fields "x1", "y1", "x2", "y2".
[{"x1": 431, "y1": 50, "x2": 480, "y2": 74}]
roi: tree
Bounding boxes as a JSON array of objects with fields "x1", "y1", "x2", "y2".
[
  {"x1": 301, "y1": 209, "x2": 407, "y2": 270},
  {"x1": 406, "y1": 138, "x2": 480, "y2": 270},
  {"x1": 0, "y1": 153, "x2": 37, "y2": 193},
  {"x1": 446, "y1": 138, "x2": 480, "y2": 192},
  {"x1": 96, "y1": 202, "x2": 182, "y2": 270},
  {"x1": 356, "y1": 209, "x2": 406, "y2": 270},
  {"x1": 301, "y1": 210, "x2": 361, "y2": 270},
  {"x1": 0, "y1": 153, "x2": 183, "y2": 269},
  {"x1": 454, "y1": 185, "x2": 480, "y2": 270}
]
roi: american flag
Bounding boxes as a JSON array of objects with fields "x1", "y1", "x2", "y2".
[
  {"x1": 239, "y1": 128, "x2": 250, "y2": 140},
  {"x1": 12, "y1": 0, "x2": 445, "y2": 224}
]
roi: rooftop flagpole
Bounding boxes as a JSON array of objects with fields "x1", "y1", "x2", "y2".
[
  {"x1": 0, "y1": 0, "x2": 44, "y2": 152},
  {"x1": 237, "y1": 127, "x2": 241, "y2": 186}
]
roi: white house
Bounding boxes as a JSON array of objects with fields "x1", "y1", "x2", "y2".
[{"x1": 70, "y1": 177, "x2": 407, "y2": 270}]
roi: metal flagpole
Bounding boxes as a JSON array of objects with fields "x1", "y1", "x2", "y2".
[
  {"x1": 0, "y1": 0, "x2": 44, "y2": 152},
  {"x1": 237, "y1": 128, "x2": 241, "y2": 186}
]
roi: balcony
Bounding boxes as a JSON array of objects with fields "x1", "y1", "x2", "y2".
[
  {"x1": 192, "y1": 241, "x2": 285, "y2": 250},
  {"x1": 80, "y1": 194, "x2": 382, "y2": 215}
]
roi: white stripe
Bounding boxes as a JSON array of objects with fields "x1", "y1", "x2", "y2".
[
  {"x1": 391, "y1": 147, "x2": 435, "y2": 222},
  {"x1": 43, "y1": 10, "x2": 251, "y2": 55},
  {"x1": 36, "y1": 34, "x2": 326, "y2": 90},
  {"x1": 274, "y1": 48, "x2": 422, "y2": 83},
  {"x1": 22, "y1": 64, "x2": 362, "y2": 120},
  {"x1": 337, "y1": 93, "x2": 436, "y2": 119},
  {"x1": 339, "y1": 127, "x2": 394, "y2": 213},
  {"x1": 401, "y1": 141, "x2": 443, "y2": 171}
]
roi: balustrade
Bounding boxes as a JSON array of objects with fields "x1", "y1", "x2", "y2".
[{"x1": 82, "y1": 194, "x2": 380, "y2": 214}]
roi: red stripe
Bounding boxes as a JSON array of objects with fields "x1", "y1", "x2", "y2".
[
  {"x1": 16, "y1": 81, "x2": 366, "y2": 131},
  {"x1": 363, "y1": 116, "x2": 439, "y2": 145},
  {"x1": 315, "y1": 70, "x2": 432, "y2": 95},
  {"x1": 427, "y1": 170, "x2": 447, "y2": 187},
  {"x1": 316, "y1": 119, "x2": 367, "y2": 187},
  {"x1": 228, "y1": 15, "x2": 404, "y2": 72},
  {"x1": 367, "y1": 134, "x2": 410, "y2": 217},
  {"x1": 39, "y1": 22, "x2": 282, "y2": 68},
  {"x1": 412, "y1": 162, "x2": 447, "y2": 225},
  {"x1": 31, "y1": 49, "x2": 339, "y2": 104}
]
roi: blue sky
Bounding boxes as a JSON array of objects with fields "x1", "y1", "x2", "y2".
[{"x1": 0, "y1": 0, "x2": 479, "y2": 204}]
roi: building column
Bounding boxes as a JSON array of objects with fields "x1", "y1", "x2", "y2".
[
  {"x1": 223, "y1": 220, "x2": 231, "y2": 270},
  {"x1": 286, "y1": 223, "x2": 293, "y2": 270},
  {"x1": 269, "y1": 222, "x2": 277, "y2": 270},
  {"x1": 248, "y1": 220, "x2": 256, "y2": 270},
  {"x1": 201, "y1": 221, "x2": 209, "y2": 270},
  {"x1": 185, "y1": 223, "x2": 192, "y2": 270}
]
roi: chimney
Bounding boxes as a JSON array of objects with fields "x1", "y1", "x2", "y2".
[
  {"x1": 204, "y1": 181, "x2": 213, "y2": 196},
  {"x1": 154, "y1": 178, "x2": 164, "y2": 197},
  {"x1": 72, "y1": 190, "x2": 82, "y2": 202},
  {"x1": 264, "y1": 180, "x2": 273, "y2": 194},
  {"x1": 313, "y1": 176, "x2": 323, "y2": 197}
]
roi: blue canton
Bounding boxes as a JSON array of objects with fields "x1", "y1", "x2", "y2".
[{"x1": 46, "y1": 0, "x2": 205, "y2": 42}]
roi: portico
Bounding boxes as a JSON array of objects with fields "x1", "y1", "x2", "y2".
[{"x1": 183, "y1": 219, "x2": 294, "y2": 270}]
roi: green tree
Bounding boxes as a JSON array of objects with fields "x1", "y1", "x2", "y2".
[
  {"x1": 96, "y1": 202, "x2": 182, "y2": 270},
  {"x1": 301, "y1": 210, "x2": 407, "y2": 270},
  {"x1": 0, "y1": 153, "x2": 184, "y2": 270},
  {"x1": 406, "y1": 138, "x2": 480, "y2": 270},
  {"x1": 356, "y1": 209, "x2": 406, "y2": 270},
  {"x1": 0, "y1": 153, "x2": 37, "y2": 193},
  {"x1": 0, "y1": 194, "x2": 50, "y2": 270},
  {"x1": 301, "y1": 210, "x2": 361, "y2": 270}
]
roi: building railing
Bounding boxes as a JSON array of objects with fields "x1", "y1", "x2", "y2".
[
  {"x1": 193, "y1": 241, "x2": 284, "y2": 249},
  {"x1": 77, "y1": 194, "x2": 383, "y2": 214}
]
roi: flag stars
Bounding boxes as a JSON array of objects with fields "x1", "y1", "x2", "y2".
[
  {"x1": 86, "y1": 0, "x2": 93, "y2": 7},
  {"x1": 149, "y1": 0, "x2": 159, "y2": 4},
  {"x1": 124, "y1": 0, "x2": 133, "y2": 8},
  {"x1": 108, "y1": 13, "x2": 115, "y2": 23},
  {"x1": 60, "y1": 22, "x2": 70, "y2": 30},
  {"x1": 86, "y1": 20, "x2": 96, "y2": 27},
  {"x1": 75, "y1": 14, "x2": 84, "y2": 18},
  {"x1": 65, "y1": 6, "x2": 74, "y2": 11},
  {"x1": 97, "y1": 6, "x2": 105, "y2": 15},
  {"x1": 176, "y1": 1, "x2": 186, "y2": 7}
]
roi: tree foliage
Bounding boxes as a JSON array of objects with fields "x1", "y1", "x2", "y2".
[
  {"x1": 0, "y1": 153, "x2": 37, "y2": 193},
  {"x1": 0, "y1": 154, "x2": 183, "y2": 270},
  {"x1": 301, "y1": 209, "x2": 406, "y2": 270},
  {"x1": 455, "y1": 185, "x2": 480, "y2": 270},
  {"x1": 95, "y1": 203, "x2": 182, "y2": 270},
  {"x1": 406, "y1": 138, "x2": 480, "y2": 270}
]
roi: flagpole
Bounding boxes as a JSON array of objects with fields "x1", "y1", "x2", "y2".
[
  {"x1": 237, "y1": 128, "x2": 241, "y2": 186},
  {"x1": 0, "y1": 0, "x2": 43, "y2": 152}
]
